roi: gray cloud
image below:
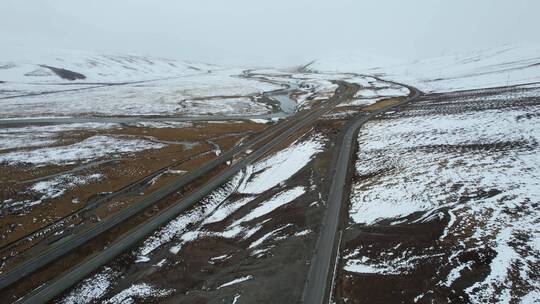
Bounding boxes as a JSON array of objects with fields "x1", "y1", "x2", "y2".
[{"x1": 1, "y1": 0, "x2": 538, "y2": 65}]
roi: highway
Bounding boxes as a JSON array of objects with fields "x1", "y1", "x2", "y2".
[
  {"x1": 0, "y1": 113, "x2": 287, "y2": 126},
  {"x1": 301, "y1": 80, "x2": 422, "y2": 304},
  {"x1": 0, "y1": 77, "x2": 319, "y2": 292},
  {"x1": 8, "y1": 82, "x2": 358, "y2": 304}
]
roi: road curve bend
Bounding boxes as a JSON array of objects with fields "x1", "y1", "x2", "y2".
[{"x1": 301, "y1": 79, "x2": 422, "y2": 304}]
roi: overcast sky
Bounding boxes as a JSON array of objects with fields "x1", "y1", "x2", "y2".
[{"x1": 1, "y1": 0, "x2": 539, "y2": 65}]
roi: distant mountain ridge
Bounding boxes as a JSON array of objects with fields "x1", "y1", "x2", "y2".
[{"x1": 0, "y1": 47, "x2": 215, "y2": 84}]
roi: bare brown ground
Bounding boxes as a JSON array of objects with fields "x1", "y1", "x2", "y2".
[
  {"x1": 1, "y1": 147, "x2": 198, "y2": 237},
  {"x1": 0, "y1": 122, "x2": 266, "y2": 274},
  {"x1": 335, "y1": 217, "x2": 493, "y2": 304},
  {"x1": 361, "y1": 97, "x2": 401, "y2": 111},
  {"x1": 108, "y1": 121, "x2": 266, "y2": 142}
]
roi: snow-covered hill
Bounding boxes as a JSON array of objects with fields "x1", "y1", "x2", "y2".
[
  {"x1": 0, "y1": 48, "x2": 287, "y2": 118},
  {"x1": 312, "y1": 43, "x2": 540, "y2": 92},
  {"x1": 0, "y1": 47, "x2": 214, "y2": 85}
]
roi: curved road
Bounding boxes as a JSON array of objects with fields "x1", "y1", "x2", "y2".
[{"x1": 301, "y1": 79, "x2": 422, "y2": 304}]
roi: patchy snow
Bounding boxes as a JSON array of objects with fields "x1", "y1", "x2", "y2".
[
  {"x1": 294, "y1": 229, "x2": 311, "y2": 237},
  {"x1": 337, "y1": 98, "x2": 378, "y2": 108},
  {"x1": 239, "y1": 135, "x2": 325, "y2": 194},
  {"x1": 135, "y1": 172, "x2": 305, "y2": 264},
  {"x1": 103, "y1": 283, "x2": 173, "y2": 304},
  {"x1": 31, "y1": 173, "x2": 103, "y2": 201},
  {"x1": 246, "y1": 72, "x2": 346, "y2": 109},
  {"x1": 180, "y1": 97, "x2": 271, "y2": 116},
  {"x1": 323, "y1": 109, "x2": 359, "y2": 120},
  {"x1": 249, "y1": 118, "x2": 272, "y2": 124},
  {"x1": 342, "y1": 249, "x2": 430, "y2": 275},
  {"x1": 520, "y1": 290, "x2": 540, "y2": 304},
  {"x1": 210, "y1": 254, "x2": 230, "y2": 262},
  {"x1": 2, "y1": 173, "x2": 103, "y2": 213},
  {"x1": 354, "y1": 86, "x2": 409, "y2": 99},
  {"x1": 136, "y1": 172, "x2": 244, "y2": 260},
  {"x1": 442, "y1": 261, "x2": 474, "y2": 287},
  {"x1": 233, "y1": 187, "x2": 305, "y2": 225},
  {"x1": 169, "y1": 211, "x2": 270, "y2": 254},
  {"x1": 154, "y1": 259, "x2": 167, "y2": 267},
  {"x1": 248, "y1": 224, "x2": 292, "y2": 249},
  {"x1": 141, "y1": 198, "x2": 284, "y2": 257},
  {"x1": 251, "y1": 246, "x2": 274, "y2": 258},
  {"x1": 207, "y1": 140, "x2": 222, "y2": 156},
  {"x1": 60, "y1": 267, "x2": 118, "y2": 304},
  {"x1": 0, "y1": 133, "x2": 56, "y2": 151},
  {"x1": 343, "y1": 259, "x2": 397, "y2": 274},
  {"x1": 0, "y1": 135, "x2": 165, "y2": 166},
  {"x1": 242, "y1": 71, "x2": 385, "y2": 111},
  {"x1": 0, "y1": 116, "x2": 72, "y2": 121},
  {"x1": 217, "y1": 275, "x2": 253, "y2": 289},
  {"x1": 202, "y1": 196, "x2": 254, "y2": 225},
  {"x1": 125, "y1": 121, "x2": 193, "y2": 129},
  {"x1": 347, "y1": 86, "x2": 540, "y2": 302},
  {"x1": 465, "y1": 226, "x2": 535, "y2": 303},
  {"x1": 0, "y1": 122, "x2": 118, "y2": 151},
  {"x1": 350, "y1": 106, "x2": 540, "y2": 224}
]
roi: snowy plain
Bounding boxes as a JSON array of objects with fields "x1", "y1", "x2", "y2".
[
  {"x1": 0, "y1": 46, "x2": 212, "y2": 85},
  {"x1": 0, "y1": 69, "x2": 281, "y2": 118},
  {"x1": 0, "y1": 47, "x2": 288, "y2": 118},
  {"x1": 312, "y1": 43, "x2": 540, "y2": 92}
]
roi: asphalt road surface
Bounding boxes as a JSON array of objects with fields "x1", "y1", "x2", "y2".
[
  {"x1": 10, "y1": 82, "x2": 358, "y2": 304},
  {"x1": 0, "y1": 113, "x2": 287, "y2": 127},
  {"x1": 301, "y1": 80, "x2": 421, "y2": 304},
  {"x1": 0, "y1": 86, "x2": 333, "y2": 291}
]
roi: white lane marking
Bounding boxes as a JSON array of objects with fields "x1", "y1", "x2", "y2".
[{"x1": 328, "y1": 230, "x2": 343, "y2": 304}]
